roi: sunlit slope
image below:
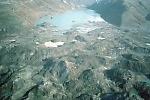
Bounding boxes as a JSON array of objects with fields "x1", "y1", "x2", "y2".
[{"x1": 0, "y1": 0, "x2": 73, "y2": 34}]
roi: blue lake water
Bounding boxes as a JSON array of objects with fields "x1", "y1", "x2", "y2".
[{"x1": 35, "y1": 8, "x2": 105, "y2": 32}]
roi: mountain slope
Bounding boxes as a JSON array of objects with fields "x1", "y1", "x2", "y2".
[
  {"x1": 0, "y1": 0, "x2": 74, "y2": 34},
  {"x1": 88, "y1": 0, "x2": 150, "y2": 32}
]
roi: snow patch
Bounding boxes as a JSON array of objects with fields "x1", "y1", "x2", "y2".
[
  {"x1": 88, "y1": 16, "x2": 105, "y2": 22},
  {"x1": 98, "y1": 37, "x2": 105, "y2": 40},
  {"x1": 146, "y1": 43, "x2": 150, "y2": 46},
  {"x1": 44, "y1": 41, "x2": 65, "y2": 47}
]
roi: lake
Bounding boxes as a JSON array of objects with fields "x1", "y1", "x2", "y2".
[{"x1": 35, "y1": 8, "x2": 105, "y2": 33}]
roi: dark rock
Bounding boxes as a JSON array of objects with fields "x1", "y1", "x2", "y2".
[
  {"x1": 52, "y1": 92, "x2": 66, "y2": 100},
  {"x1": 0, "y1": 69, "x2": 12, "y2": 86},
  {"x1": 42, "y1": 58, "x2": 56, "y2": 69},
  {"x1": 100, "y1": 92, "x2": 142, "y2": 100},
  {"x1": 0, "y1": 67, "x2": 13, "y2": 100},
  {"x1": 0, "y1": 66, "x2": 9, "y2": 75},
  {"x1": 21, "y1": 81, "x2": 43, "y2": 100},
  {"x1": 75, "y1": 35, "x2": 87, "y2": 42},
  {"x1": 63, "y1": 80, "x2": 76, "y2": 91},
  {"x1": 114, "y1": 55, "x2": 150, "y2": 74},
  {"x1": 64, "y1": 69, "x2": 106, "y2": 98},
  {"x1": 0, "y1": 45, "x2": 43, "y2": 66},
  {"x1": 38, "y1": 22, "x2": 47, "y2": 27},
  {"x1": 78, "y1": 69, "x2": 93, "y2": 81},
  {"x1": 104, "y1": 68, "x2": 136, "y2": 89},
  {"x1": 0, "y1": 28, "x2": 6, "y2": 32},
  {"x1": 41, "y1": 58, "x2": 68, "y2": 83},
  {"x1": 50, "y1": 39, "x2": 57, "y2": 42},
  {"x1": 100, "y1": 92, "x2": 129, "y2": 100},
  {"x1": 73, "y1": 55, "x2": 106, "y2": 68},
  {"x1": 104, "y1": 68, "x2": 135, "y2": 82},
  {"x1": 143, "y1": 56, "x2": 150, "y2": 62},
  {"x1": 133, "y1": 47, "x2": 150, "y2": 54},
  {"x1": 123, "y1": 29, "x2": 130, "y2": 33},
  {"x1": 146, "y1": 74, "x2": 150, "y2": 79},
  {"x1": 122, "y1": 54, "x2": 138, "y2": 61},
  {"x1": 116, "y1": 38, "x2": 132, "y2": 49},
  {"x1": 0, "y1": 80, "x2": 13, "y2": 100},
  {"x1": 134, "y1": 82, "x2": 150, "y2": 100},
  {"x1": 76, "y1": 93, "x2": 92, "y2": 100},
  {"x1": 145, "y1": 14, "x2": 150, "y2": 21}
]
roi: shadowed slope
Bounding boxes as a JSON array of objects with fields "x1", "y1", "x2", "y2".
[
  {"x1": 88, "y1": 0, "x2": 150, "y2": 32},
  {"x1": 88, "y1": 0, "x2": 127, "y2": 26}
]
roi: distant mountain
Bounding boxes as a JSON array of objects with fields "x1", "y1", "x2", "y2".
[{"x1": 88, "y1": 0, "x2": 150, "y2": 32}]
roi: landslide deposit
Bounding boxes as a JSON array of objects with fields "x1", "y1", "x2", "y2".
[{"x1": 0, "y1": 0, "x2": 150, "y2": 100}]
